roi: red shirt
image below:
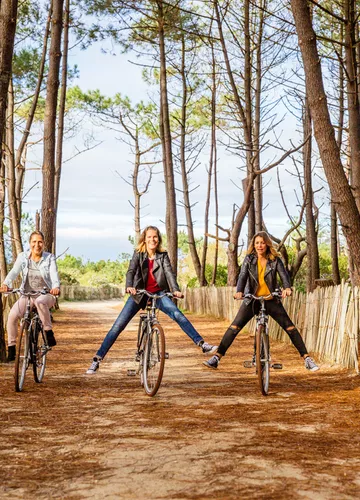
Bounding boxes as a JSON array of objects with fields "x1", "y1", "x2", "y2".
[{"x1": 146, "y1": 259, "x2": 161, "y2": 293}]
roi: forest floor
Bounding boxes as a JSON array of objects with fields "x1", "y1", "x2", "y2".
[{"x1": 0, "y1": 299, "x2": 360, "y2": 500}]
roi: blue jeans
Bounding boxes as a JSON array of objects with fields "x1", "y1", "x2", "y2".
[{"x1": 96, "y1": 295, "x2": 203, "y2": 359}]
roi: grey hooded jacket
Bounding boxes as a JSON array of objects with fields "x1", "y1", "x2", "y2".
[{"x1": 4, "y1": 251, "x2": 61, "y2": 290}]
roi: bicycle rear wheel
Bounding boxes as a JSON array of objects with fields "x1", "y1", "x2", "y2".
[
  {"x1": 143, "y1": 324, "x2": 165, "y2": 396},
  {"x1": 256, "y1": 324, "x2": 270, "y2": 396},
  {"x1": 14, "y1": 321, "x2": 31, "y2": 392},
  {"x1": 33, "y1": 323, "x2": 47, "y2": 383}
]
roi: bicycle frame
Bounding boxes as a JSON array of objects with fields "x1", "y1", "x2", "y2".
[
  {"x1": 7, "y1": 288, "x2": 51, "y2": 392},
  {"x1": 129, "y1": 289, "x2": 172, "y2": 396},
  {"x1": 243, "y1": 291, "x2": 282, "y2": 396}
]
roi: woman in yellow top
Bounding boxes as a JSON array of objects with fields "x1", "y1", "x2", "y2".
[{"x1": 204, "y1": 231, "x2": 319, "y2": 371}]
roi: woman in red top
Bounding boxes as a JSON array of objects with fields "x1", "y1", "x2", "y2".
[{"x1": 86, "y1": 226, "x2": 217, "y2": 374}]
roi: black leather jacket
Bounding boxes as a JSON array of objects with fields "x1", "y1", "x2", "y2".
[
  {"x1": 126, "y1": 251, "x2": 180, "y2": 304},
  {"x1": 236, "y1": 253, "x2": 291, "y2": 305}
]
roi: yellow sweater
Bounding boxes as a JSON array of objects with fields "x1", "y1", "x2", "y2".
[{"x1": 256, "y1": 259, "x2": 271, "y2": 297}]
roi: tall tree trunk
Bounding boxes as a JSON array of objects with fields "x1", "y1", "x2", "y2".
[
  {"x1": 15, "y1": 3, "x2": 51, "y2": 220},
  {"x1": 0, "y1": 150, "x2": 7, "y2": 281},
  {"x1": 202, "y1": 146, "x2": 212, "y2": 286},
  {"x1": 53, "y1": 0, "x2": 69, "y2": 254},
  {"x1": 214, "y1": 0, "x2": 254, "y2": 270},
  {"x1": 0, "y1": 0, "x2": 18, "y2": 170},
  {"x1": 0, "y1": 144, "x2": 7, "y2": 361},
  {"x1": 332, "y1": 39, "x2": 345, "y2": 286},
  {"x1": 179, "y1": 33, "x2": 202, "y2": 283},
  {"x1": 6, "y1": 78, "x2": 23, "y2": 258},
  {"x1": 344, "y1": 0, "x2": 360, "y2": 210},
  {"x1": 244, "y1": 0, "x2": 255, "y2": 240},
  {"x1": 254, "y1": 0, "x2": 265, "y2": 233},
  {"x1": 133, "y1": 139, "x2": 142, "y2": 243},
  {"x1": 210, "y1": 43, "x2": 219, "y2": 286},
  {"x1": 291, "y1": 0, "x2": 360, "y2": 285},
  {"x1": 331, "y1": 203, "x2": 341, "y2": 284},
  {"x1": 41, "y1": 0, "x2": 64, "y2": 251},
  {"x1": 303, "y1": 97, "x2": 319, "y2": 292},
  {"x1": 157, "y1": 1, "x2": 177, "y2": 273}
]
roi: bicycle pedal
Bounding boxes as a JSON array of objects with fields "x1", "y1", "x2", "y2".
[
  {"x1": 127, "y1": 369, "x2": 137, "y2": 377},
  {"x1": 243, "y1": 360, "x2": 255, "y2": 368},
  {"x1": 271, "y1": 363, "x2": 283, "y2": 370},
  {"x1": 164, "y1": 352, "x2": 169, "y2": 359}
]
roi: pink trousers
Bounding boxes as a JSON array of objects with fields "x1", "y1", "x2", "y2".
[{"x1": 7, "y1": 295, "x2": 56, "y2": 346}]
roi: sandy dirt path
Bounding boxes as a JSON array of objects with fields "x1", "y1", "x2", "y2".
[{"x1": 0, "y1": 299, "x2": 360, "y2": 500}]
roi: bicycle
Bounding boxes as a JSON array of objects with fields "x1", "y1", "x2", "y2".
[
  {"x1": 5, "y1": 288, "x2": 52, "y2": 392},
  {"x1": 242, "y1": 291, "x2": 283, "y2": 396},
  {"x1": 127, "y1": 289, "x2": 172, "y2": 397}
]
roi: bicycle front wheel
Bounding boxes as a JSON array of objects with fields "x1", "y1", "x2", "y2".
[
  {"x1": 143, "y1": 324, "x2": 166, "y2": 397},
  {"x1": 15, "y1": 321, "x2": 31, "y2": 392},
  {"x1": 33, "y1": 323, "x2": 47, "y2": 383},
  {"x1": 256, "y1": 325, "x2": 270, "y2": 396}
]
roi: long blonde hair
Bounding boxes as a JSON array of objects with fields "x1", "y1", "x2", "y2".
[
  {"x1": 247, "y1": 231, "x2": 279, "y2": 261},
  {"x1": 136, "y1": 226, "x2": 165, "y2": 253}
]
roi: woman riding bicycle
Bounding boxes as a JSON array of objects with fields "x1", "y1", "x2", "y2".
[
  {"x1": 0, "y1": 230, "x2": 60, "y2": 361},
  {"x1": 86, "y1": 226, "x2": 217, "y2": 374},
  {"x1": 203, "y1": 231, "x2": 319, "y2": 371}
]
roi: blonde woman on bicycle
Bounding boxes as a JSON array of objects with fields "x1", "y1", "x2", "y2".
[
  {"x1": 0, "y1": 231, "x2": 60, "y2": 361},
  {"x1": 203, "y1": 231, "x2": 319, "y2": 372},
  {"x1": 86, "y1": 226, "x2": 217, "y2": 374}
]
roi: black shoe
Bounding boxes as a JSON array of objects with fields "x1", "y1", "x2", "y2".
[
  {"x1": 7, "y1": 345, "x2": 16, "y2": 362},
  {"x1": 45, "y1": 330, "x2": 57, "y2": 347}
]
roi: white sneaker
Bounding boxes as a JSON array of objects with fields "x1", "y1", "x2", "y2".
[
  {"x1": 200, "y1": 341, "x2": 218, "y2": 354},
  {"x1": 86, "y1": 357, "x2": 101, "y2": 374},
  {"x1": 304, "y1": 357, "x2": 319, "y2": 372}
]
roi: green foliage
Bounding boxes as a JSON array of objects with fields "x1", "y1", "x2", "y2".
[
  {"x1": 292, "y1": 243, "x2": 349, "y2": 292},
  {"x1": 57, "y1": 253, "x2": 131, "y2": 286},
  {"x1": 186, "y1": 263, "x2": 228, "y2": 288}
]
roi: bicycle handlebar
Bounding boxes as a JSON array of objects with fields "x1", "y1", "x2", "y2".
[
  {"x1": 135, "y1": 289, "x2": 181, "y2": 299},
  {"x1": 243, "y1": 290, "x2": 282, "y2": 300},
  {"x1": 2, "y1": 287, "x2": 50, "y2": 296}
]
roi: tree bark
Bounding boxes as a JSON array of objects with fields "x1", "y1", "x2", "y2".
[
  {"x1": 303, "y1": 97, "x2": 319, "y2": 292},
  {"x1": 332, "y1": 38, "x2": 345, "y2": 286},
  {"x1": 53, "y1": 0, "x2": 69, "y2": 254},
  {"x1": 178, "y1": 33, "x2": 202, "y2": 284},
  {"x1": 253, "y1": 0, "x2": 265, "y2": 233},
  {"x1": 157, "y1": 1, "x2": 177, "y2": 273},
  {"x1": 41, "y1": 0, "x2": 64, "y2": 251},
  {"x1": 0, "y1": 0, "x2": 18, "y2": 170},
  {"x1": 210, "y1": 43, "x2": 219, "y2": 286},
  {"x1": 344, "y1": 0, "x2": 360, "y2": 210},
  {"x1": 0, "y1": 147, "x2": 7, "y2": 281},
  {"x1": 291, "y1": 0, "x2": 360, "y2": 285},
  {"x1": 6, "y1": 78, "x2": 23, "y2": 258},
  {"x1": 15, "y1": 3, "x2": 51, "y2": 220}
]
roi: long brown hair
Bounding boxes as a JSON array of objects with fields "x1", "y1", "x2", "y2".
[
  {"x1": 247, "y1": 231, "x2": 279, "y2": 261},
  {"x1": 136, "y1": 226, "x2": 165, "y2": 253}
]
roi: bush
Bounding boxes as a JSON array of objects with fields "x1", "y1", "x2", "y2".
[{"x1": 186, "y1": 263, "x2": 228, "y2": 288}]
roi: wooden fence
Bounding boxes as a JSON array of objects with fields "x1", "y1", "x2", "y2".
[
  {"x1": 183, "y1": 284, "x2": 359, "y2": 372},
  {"x1": 1, "y1": 285, "x2": 125, "y2": 330},
  {"x1": 60, "y1": 284, "x2": 124, "y2": 301}
]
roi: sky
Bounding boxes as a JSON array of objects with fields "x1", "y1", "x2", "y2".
[{"x1": 23, "y1": 40, "x2": 327, "y2": 262}]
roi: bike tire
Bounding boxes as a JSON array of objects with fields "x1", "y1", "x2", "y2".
[
  {"x1": 143, "y1": 324, "x2": 166, "y2": 397},
  {"x1": 256, "y1": 324, "x2": 270, "y2": 396},
  {"x1": 136, "y1": 318, "x2": 147, "y2": 387},
  {"x1": 14, "y1": 321, "x2": 31, "y2": 392},
  {"x1": 33, "y1": 323, "x2": 47, "y2": 383}
]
